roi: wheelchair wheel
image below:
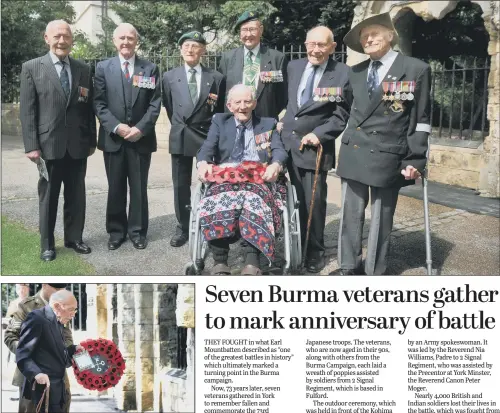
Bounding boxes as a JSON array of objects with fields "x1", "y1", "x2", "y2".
[
  {"x1": 287, "y1": 183, "x2": 302, "y2": 272},
  {"x1": 188, "y1": 183, "x2": 204, "y2": 259}
]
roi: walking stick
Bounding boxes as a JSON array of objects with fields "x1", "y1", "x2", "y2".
[
  {"x1": 33, "y1": 381, "x2": 50, "y2": 413},
  {"x1": 300, "y1": 142, "x2": 323, "y2": 272}
]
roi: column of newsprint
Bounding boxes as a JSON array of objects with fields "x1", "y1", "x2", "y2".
[{"x1": 197, "y1": 277, "x2": 499, "y2": 413}]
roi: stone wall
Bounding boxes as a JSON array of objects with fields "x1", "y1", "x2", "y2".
[
  {"x1": 161, "y1": 284, "x2": 196, "y2": 413},
  {"x1": 345, "y1": 0, "x2": 500, "y2": 196}
]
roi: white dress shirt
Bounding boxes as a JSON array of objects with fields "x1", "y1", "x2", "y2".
[
  {"x1": 367, "y1": 48, "x2": 398, "y2": 85},
  {"x1": 119, "y1": 53, "x2": 136, "y2": 78},
  {"x1": 185, "y1": 63, "x2": 202, "y2": 100},
  {"x1": 297, "y1": 59, "x2": 329, "y2": 107},
  {"x1": 244, "y1": 43, "x2": 261, "y2": 89},
  {"x1": 49, "y1": 51, "x2": 72, "y2": 90}
]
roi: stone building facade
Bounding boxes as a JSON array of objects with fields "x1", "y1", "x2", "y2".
[
  {"x1": 345, "y1": 0, "x2": 499, "y2": 197},
  {"x1": 86, "y1": 283, "x2": 195, "y2": 412}
]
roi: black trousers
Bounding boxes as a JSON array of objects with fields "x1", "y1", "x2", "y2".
[
  {"x1": 38, "y1": 152, "x2": 87, "y2": 251},
  {"x1": 104, "y1": 144, "x2": 151, "y2": 241},
  {"x1": 171, "y1": 154, "x2": 193, "y2": 233},
  {"x1": 287, "y1": 158, "x2": 328, "y2": 259}
]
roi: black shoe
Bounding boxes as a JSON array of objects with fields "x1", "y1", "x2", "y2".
[
  {"x1": 65, "y1": 240, "x2": 91, "y2": 254},
  {"x1": 306, "y1": 256, "x2": 325, "y2": 273},
  {"x1": 170, "y1": 231, "x2": 188, "y2": 247},
  {"x1": 40, "y1": 249, "x2": 56, "y2": 261},
  {"x1": 108, "y1": 237, "x2": 126, "y2": 250},
  {"x1": 329, "y1": 268, "x2": 361, "y2": 275},
  {"x1": 132, "y1": 236, "x2": 148, "y2": 249}
]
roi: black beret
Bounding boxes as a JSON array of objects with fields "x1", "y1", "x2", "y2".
[
  {"x1": 234, "y1": 10, "x2": 260, "y2": 32},
  {"x1": 178, "y1": 31, "x2": 207, "y2": 46}
]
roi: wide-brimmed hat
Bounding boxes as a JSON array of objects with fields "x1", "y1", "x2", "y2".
[{"x1": 343, "y1": 12, "x2": 399, "y2": 54}]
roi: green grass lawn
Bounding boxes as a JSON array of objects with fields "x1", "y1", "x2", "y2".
[{"x1": 1, "y1": 216, "x2": 95, "y2": 275}]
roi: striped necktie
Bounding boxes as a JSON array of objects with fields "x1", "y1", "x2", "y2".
[
  {"x1": 188, "y1": 68, "x2": 198, "y2": 105},
  {"x1": 367, "y1": 60, "x2": 382, "y2": 99},
  {"x1": 123, "y1": 61, "x2": 131, "y2": 82},
  {"x1": 59, "y1": 61, "x2": 70, "y2": 99}
]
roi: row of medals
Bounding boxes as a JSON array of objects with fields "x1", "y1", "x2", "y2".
[
  {"x1": 313, "y1": 88, "x2": 343, "y2": 102},
  {"x1": 383, "y1": 91, "x2": 414, "y2": 101},
  {"x1": 382, "y1": 81, "x2": 415, "y2": 102},
  {"x1": 260, "y1": 71, "x2": 283, "y2": 83}
]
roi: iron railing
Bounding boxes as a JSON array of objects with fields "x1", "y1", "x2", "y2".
[
  {"x1": 430, "y1": 58, "x2": 490, "y2": 141},
  {"x1": 2, "y1": 46, "x2": 490, "y2": 142},
  {"x1": 1, "y1": 283, "x2": 87, "y2": 331}
]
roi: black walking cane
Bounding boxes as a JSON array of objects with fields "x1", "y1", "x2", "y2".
[{"x1": 300, "y1": 142, "x2": 323, "y2": 273}]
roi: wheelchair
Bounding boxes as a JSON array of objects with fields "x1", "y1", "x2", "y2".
[{"x1": 183, "y1": 179, "x2": 302, "y2": 275}]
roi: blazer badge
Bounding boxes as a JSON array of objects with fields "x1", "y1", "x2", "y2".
[{"x1": 382, "y1": 81, "x2": 415, "y2": 113}]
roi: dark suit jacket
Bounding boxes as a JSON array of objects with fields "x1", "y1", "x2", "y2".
[
  {"x1": 16, "y1": 305, "x2": 76, "y2": 407},
  {"x1": 336, "y1": 53, "x2": 431, "y2": 188},
  {"x1": 94, "y1": 55, "x2": 161, "y2": 154},
  {"x1": 162, "y1": 64, "x2": 225, "y2": 157},
  {"x1": 20, "y1": 53, "x2": 96, "y2": 160},
  {"x1": 197, "y1": 113, "x2": 287, "y2": 166},
  {"x1": 218, "y1": 45, "x2": 288, "y2": 119},
  {"x1": 281, "y1": 57, "x2": 352, "y2": 171}
]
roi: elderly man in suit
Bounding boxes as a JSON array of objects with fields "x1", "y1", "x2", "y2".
[
  {"x1": 20, "y1": 20, "x2": 96, "y2": 262},
  {"x1": 5, "y1": 284, "x2": 72, "y2": 413},
  {"x1": 331, "y1": 13, "x2": 431, "y2": 275},
  {"x1": 163, "y1": 31, "x2": 225, "y2": 247},
  {"x1": 16, "y1": 289, "x2": 81, "y2": 413},
  {"x1": 197, "y1": 84, "x2": 287, "y2": 275},
  {"x1": 279, "y1": 26, "x2": 352, "y2": 273},
  {"x1": 218, "y1": 11, "x2": 288, "y2": 119},
  {"x1": 94, "y1": 23, "x2": 161, "y2": 251}
]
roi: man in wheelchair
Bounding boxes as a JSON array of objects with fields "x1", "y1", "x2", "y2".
[{"x1": 196, "y1": 84, "x2": 287, "y2": 275}]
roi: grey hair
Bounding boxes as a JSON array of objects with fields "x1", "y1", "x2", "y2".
[
  {"x1": 227, "y1": 84, "x2": 256, "y2": 102},
  {"x1": 306, "y1": 26, "x2": 334, "y2": 43},
  {"x1": 49, "y1": 289, "x2": 74, "y2": 305},
  {"x1": 45, "y1": 20, "x2": 72, "y2": 35},
  {"x1": 113, "y1": 23, "x2": 140, "y2": 39}
]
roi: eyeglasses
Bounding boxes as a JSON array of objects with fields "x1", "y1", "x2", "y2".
[
  {"x1": 304, "y1": 42, "x2": 330, "y2": 50},
  {"x1": 182, "y1": 44, "x2": 203, "y2": 51},
  {"x1": 240, "y1": 27, "x2": 261, "y2": 34}
]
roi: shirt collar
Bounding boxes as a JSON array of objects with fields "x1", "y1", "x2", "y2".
[
  {"x1": 244, "y1": 43, "x2": 260, "y2": 57},
  {"x1": 118, "y1": 53, "x2": 136, "y2": 66},
  {"x1": 234, "y1": 116, "x2": 253, "y2": 129},
  {"x1": 185, "y1": 63, "x2": 202, "y2": 75},
  {"x1": 49, "y1": 51, "x2": 70, "y2": 66},
  {"x1": 372, "y1": 48, "x2": 398, "y2": 67},
  {"x1": 306, "y1": 58, "x2": 329, "y2": 71}
]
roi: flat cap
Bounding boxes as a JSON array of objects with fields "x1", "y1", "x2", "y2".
[
  {"x1": 178, "y1": 31, "x2": 206, "y2": 46},
  {"x1": 234, "y1": 10, "x2": 260, "y2": 32},
  {"x1": 343, "y1": 12, "x2": 399, "y2": 54}
]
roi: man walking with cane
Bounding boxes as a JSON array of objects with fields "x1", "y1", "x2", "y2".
[{"x1": 332, "y1": 12, "x2": 431, "y2": 275}]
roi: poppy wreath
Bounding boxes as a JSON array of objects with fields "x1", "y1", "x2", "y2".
[
  {"x1": 206, "y1": 161, "x2": 267, "y2": 184},
  {"x1": 72, "y1": 338, "x2": 126, "y2": 391}
]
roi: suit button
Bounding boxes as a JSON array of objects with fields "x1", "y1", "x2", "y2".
[
  {"x1": 292, "y1": 131, "x2": 296, "y2": 134},
  {"x1": 370, "y1": 149, "x2": 374, "y2": 153},
  {"x1": 179, "y1": 104, "x2": 182, "y2": 107},
  {"x1": 294, "y1": 117, "x2": 298, "y2": 120},
  {"x1": 353, "y1": 145, "x2": 359, "y2": 149},
  {"x1": 356, "y1": 127, "x2": 361, "y2": 131},
  {"x1": 372, "y1": 131, "x2": 378, "y2": 135},
  {"x1": 384, "y1": 111, "x2": 389, "y2": 115}
]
